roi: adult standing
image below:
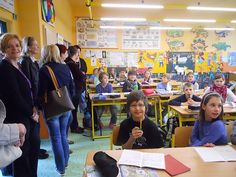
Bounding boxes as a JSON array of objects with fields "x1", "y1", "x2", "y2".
[
  {"x1": 20, "y1": 36, "x2": 48, "y2": 159},
  {"x1": 74, "y1": 45, "x2": 87, "y2": 112},
  {"x1": 65, "y1": 46, "x2": 85, "y2": 133},
  {"x1": 0, "y1": 33, "x2": 39, "y2": 177},
  {"x1": 38, "y1": 44, "x2": 73, "y2": 175}
]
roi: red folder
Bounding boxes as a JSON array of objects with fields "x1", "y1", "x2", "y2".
[{"x1": 165, "y1": 154, "x2": 191, "y2": 176}]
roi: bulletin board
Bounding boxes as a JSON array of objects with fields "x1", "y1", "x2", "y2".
[
  {"x1": 122, "y1": 28, "x2": 160, "y2": 49},
  {"x1": 76, "y1": 18, "x2": 118, "y2": 48}
]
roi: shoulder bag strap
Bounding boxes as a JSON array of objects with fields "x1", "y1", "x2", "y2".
[{"x1": 45, "y1": 65, "x2": 62, "y2": 97}]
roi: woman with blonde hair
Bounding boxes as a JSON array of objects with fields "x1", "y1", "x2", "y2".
[
  {"x1": 0, "y1": 33, "x2": 39, "y2": 177},
  {"x1": 38, "y1": 44, "x2": 74, "y2": 175}
]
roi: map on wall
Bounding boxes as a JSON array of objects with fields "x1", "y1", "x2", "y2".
[
  {"x1": 76, "y1": 19, "x2": 117, "y2": 48},
  {"x1": 122, "y1": 21, "x2": 160, "y2": 49}
]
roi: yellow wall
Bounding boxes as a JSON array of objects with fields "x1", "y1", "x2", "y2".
[
  {"x1": 0, "y1": 0, "x2": 75, "y2": 52},
  {"x1": 40, "y1": 0, "x2": 75, "y2": 46},
  {"x1": 0, "y1": 5, "x2": 19, "y2": 34}
]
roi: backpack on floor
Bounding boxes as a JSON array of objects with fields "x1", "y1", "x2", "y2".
[{"x1": 164, "y1": 116, "x2": 179, "y2": 147}]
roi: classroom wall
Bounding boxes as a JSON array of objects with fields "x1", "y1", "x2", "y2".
[
  {"x1": 0, "y1": 0, "x2": 75, "y2": 56},
  {"x1": 0, "y1": 4, "x2": 19, "y2": 34},
  {"x1": 40, "y1": 0, "x2": 75, "y2": 46},
  {"x1": 76, "y1": 21, "x2": 236, "y2": 74}
]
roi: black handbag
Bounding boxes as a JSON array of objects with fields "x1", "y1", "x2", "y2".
[{"x1": 43, "y1": 65, "x2": 75, "y2": 120}]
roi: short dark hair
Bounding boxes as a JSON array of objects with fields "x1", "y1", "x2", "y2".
[
  {"x1": 67, "y1": 46, "x2": 78, "y2": 57},
  {"x1": 98, "y1": 72, "x2": 108, "y2": 82},
  {"x1": 128, "y1": 71, "x2": 137, "y2": 76},
  {"x1": 74, "y1": 45, "x2": 81, "y2": 51},
  {"x1": 127, "y1": 91, "x2": 148, "y2": 113}
]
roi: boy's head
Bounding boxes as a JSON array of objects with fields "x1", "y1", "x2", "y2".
[
  {"x1": 187, "y1": 71, "x2": 194, "y2": 82},
  {"x1": 128, "y1": 71, "x2": 137, "y2": 81},
  {"x1": 183, "y1": 82, "x2": 194, "y2": 99},
  {"x1": 99, "y1": 72, "x2": 109, "y2": 84},
  {"x1": 93, "y1": 68, "x2": 98, "y2": 74},
  {"x1": 161, "y1": 74, "x2": 170, "y2": 83}
]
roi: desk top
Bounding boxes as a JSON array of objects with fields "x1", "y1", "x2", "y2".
[
  {"x1": 85, "y1": 146, "x2": 236, "y2": 177},
  {"x1": 88, "y1": 83, "x2": 158, "y2": 89},
  {"x1": 170, "y1": 105, "x2": 236, "y2": 115},
  {"x1": 89, "y1": 92, "x2": 160, "y2": 101}
]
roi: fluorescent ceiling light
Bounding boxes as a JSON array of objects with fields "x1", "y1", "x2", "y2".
[
  {"x1": 150, "y1": 27, "x2": 191, "y2": 30},
  {"x1": 100, "y1": 26, "x2": 136, "y2": 29},
  {"x1": 204, "y1": 28, "x2": 235, "y2": 31},
  {"x1": 231, "y1": 20, "x2": 236, "y2": 23},
  {"x1": 101, "y1": 3, "x2": 164, "y2": 9},
  {"x1": 164, "y1": 19, "x2": 216, "y2": 23},
  {"x1": 100, "y1": 17, "x2": 146, "y2": 22},
  {"x1": 187, "y1": 6, "x2": 236, "y2": 12}
]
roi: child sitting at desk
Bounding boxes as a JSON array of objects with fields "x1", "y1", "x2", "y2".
[
  {"x1": 141, "y1": 70, "x2": 153, "y2": 84},
  {"x1": 204, "y1": 73, "x2": 236, "y2": 103},
  {"x1": 108, "y1": 67, "x2": 117, "y2": 80},
  {"x1": 94, "y1": 67, "x2": 104, "y2": 86},
  {"x1": 116, "y1": 69, "x2": 127, "y2": 83},
  {"x1": 169, "y1": 82, "x2": 201, "y2": 106},
  {"x1": 117, "y1": 91, "x2": 163, "y2": 149},
  {"x1": 89, "y1": 68, "x2": 98, "y2": 83},
  {"x1": 186, "y1": 71, "x2": 199, "y2": 90},
  {"x1": 122, "y1": 71, "x2": 141, "y2": 92},
  {"x1": 191, "y1": 92, "x2": 227, "y2": 147},
  {"x1": 156, "y1": 73, "x2": 172, "y2": 92},
  {"x1": 96, "y1": 72, "x2": 117, "y2": 129}
]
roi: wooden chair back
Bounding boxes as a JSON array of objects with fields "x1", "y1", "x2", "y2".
[
  {"x1": 172, "y1": 126, "x2": 193, "y2": 147},
  {"x1": 110, "y1": 125, "x2": 120, "y2": 150}
]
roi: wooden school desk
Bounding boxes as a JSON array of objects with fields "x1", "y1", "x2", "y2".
[
  {"x1": 170, "y1": 105, "x2": 236, "y2": 126},
  {"x1": 89, "y1": 93, "x2": 159, "y2": 140},
  {"x1": 84, "y1": 145, "x2": 236, "y2": 177},
  {"x1": 87, "y1": 83, "x2": 158, "y2": 93}
]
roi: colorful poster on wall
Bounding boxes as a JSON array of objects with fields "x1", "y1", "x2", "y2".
[
  {"x1": 228, "y1": 52, "x2": 236, "y2": 66},
  {"x1": 76, "y1": 19, "x2": 117, "y2": 48},
  {"x1": 166, "y1": 52, "x2": 194, "y2": 73}
]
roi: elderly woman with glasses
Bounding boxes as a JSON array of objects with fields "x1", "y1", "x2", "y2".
[{"x1": 117, "y1": 90, "x2": 163, "y2": 149}]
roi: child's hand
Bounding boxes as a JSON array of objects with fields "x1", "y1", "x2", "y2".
[
  {"x1": 131, "y1": 127, "x2": 143, "y2": 139},
  {"x1": 187, "y1": 98, "x2": 195, "y2": 105},
  {"x1": 203, "y1": 143, "x2": 215, "y2": 147}
]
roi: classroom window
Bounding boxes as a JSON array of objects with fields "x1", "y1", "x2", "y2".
[{"x1": 0, "y1": 20, "x2": 7, "y2": 35}]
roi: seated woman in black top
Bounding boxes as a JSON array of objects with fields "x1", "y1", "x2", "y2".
[{"x1": 117, "y1": 90, "x2": 163, "y2": 149}]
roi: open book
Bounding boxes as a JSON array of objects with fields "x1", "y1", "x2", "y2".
[
  {"x1": 194, "y1": 146, "x2": 236, "y2": 162},
  {"x1": 118, "y1": 150, "x2": 165, "y2": 169}
]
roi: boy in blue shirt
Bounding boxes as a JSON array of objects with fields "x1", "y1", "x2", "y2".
[{"x1": 96, "y1": 72, "x2": 117, "y2": 129}]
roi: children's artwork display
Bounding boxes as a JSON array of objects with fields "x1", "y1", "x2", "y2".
[
  {"x1": 166, "y1": 52, "x2": 194, "y2": 73},
  {"x1": 76, "y1": 18, "x2": 117, "y2": 48},
  {"x1": 228, "y1": 52, "x2": 236, "y2": 66}
]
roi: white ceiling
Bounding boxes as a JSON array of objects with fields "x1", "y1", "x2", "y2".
[{"x1": 69, "y1": 0, "x2": 236, "y2": 27}]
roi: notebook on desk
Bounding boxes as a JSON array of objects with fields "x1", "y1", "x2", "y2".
[{"x1": 165, "y1": 154, "x2": 191, "y2": 176}]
